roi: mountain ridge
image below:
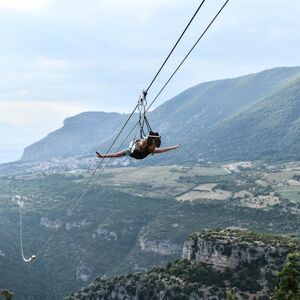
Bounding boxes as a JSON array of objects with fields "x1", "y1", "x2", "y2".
[
  {"x1": 20, "y1": 66, "x2": 300, "y2": 163},
  {"x1": 198, "y1": 76, "x2": 300, "y2": 161}
]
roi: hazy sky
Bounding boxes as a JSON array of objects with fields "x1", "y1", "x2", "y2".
[{"x1": 0, "y1": 0, "x2": 300, "y2": 163}]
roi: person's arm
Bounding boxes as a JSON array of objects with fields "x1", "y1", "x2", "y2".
[
  {"x1": 96, "y1": 150, "x2": 127, "y2": 158},
  {"x1": 152, "y1": 144, "x2": 180, "y2": 154}
]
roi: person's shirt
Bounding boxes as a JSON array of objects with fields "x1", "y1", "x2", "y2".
[{"x1": 124, "y1": 140, "x2": 155, "y2": 159}]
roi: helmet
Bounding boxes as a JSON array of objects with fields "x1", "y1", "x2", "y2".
[{"x1": 147, "y1": 131, "x2": 161, "y2": 148}]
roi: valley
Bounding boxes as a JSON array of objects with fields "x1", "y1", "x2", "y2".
[{"x1": 0, "y1": 161, "x2": 299, "y2": 299}]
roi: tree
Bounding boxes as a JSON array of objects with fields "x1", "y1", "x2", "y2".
[
  {"x1": 0, "y1": 290, "x2": 13, "y2": 300},
  {"x1": 272, "y1": 252, "x2": 300, "y2": 300},
  {"x1": 226, "y1": 288, "x2": 236, "y2": 300}
]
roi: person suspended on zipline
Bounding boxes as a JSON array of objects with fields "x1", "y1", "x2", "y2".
[{"x1": 96, "y1": 131, "x2": 179, "y2": 160}]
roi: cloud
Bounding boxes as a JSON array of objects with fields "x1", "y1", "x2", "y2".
[
  {"x1": 0, "y1": 100, "x2": 94, "y2": 163},
  {"x1": 23, "y1": 71, "x2": 65, "y2": 81},
  {"x1": 37, "y1": 57, "x2": 94, "y2": 72},
  {"x1": 0, "y1": 99, "x2": 127, "y2": 162},
  {"x1": 39, "y1": 57, "x2": 70, "y2": 70},
  {"x1": 0, "y1": 100, "x2": 90, "y2": 130},
  {"x1": 0, "y1": 0, "x2": 49, "y2": 13},
  {"x1": 94, "y1": 0, "x2": 178, "y2": 23}
]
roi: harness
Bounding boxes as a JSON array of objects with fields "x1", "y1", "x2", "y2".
[
  {"x1": 137, "y1": 91, "x2": 161, "y2": 141},
  {"x1": 128, "y1": 91, "x2": 162, "y2": 160},
  {"x1": 130, "y1": 146, "x2": 153, "y2": 159}
]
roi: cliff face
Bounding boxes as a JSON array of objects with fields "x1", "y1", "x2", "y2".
[
  {"x1": 182, "y1": 230, "x2": 289, "y2": 270},
  {"x1": 139, "y1": 236, "x2": 181, "y2": 255},
  {"x1": 65, "y1": 230, "x2": 300, "y2": 300}
]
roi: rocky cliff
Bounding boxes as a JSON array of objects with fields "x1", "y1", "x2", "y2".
[
  {"x1": 182, "y1": 230, "x2": 292, "y2": 270},
  {"x1": 65, "y1": 229, "x2": 300, "y2": 300}
]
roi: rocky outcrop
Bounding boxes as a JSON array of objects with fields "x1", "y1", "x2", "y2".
[
  {"x1": 76, "y1": 262, "x2": 92, "y2": 282},
  {"x1": 40, "y1": 217, "x2": 61, "y2": 229},
  {"x1": 139, "y1": 237, "x2": 181, "y2": 255},
  {"x1": 66, "y1": 229, "x2": 300, "y2": 300},
  {"x1": 182, "y1": 229, "x2": 281, "y2": 270},
  {"x1": 92, "y1": 225, "x2": 118, "y2": 241},
  {"x1": 65, "y1": 219, "x2": 89, "y2": 231}
]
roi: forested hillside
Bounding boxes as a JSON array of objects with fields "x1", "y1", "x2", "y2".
[
  {"x1": 1, "y1": 162, "x2": 300, "y2": 299},
  {"x1": 66, "y1": 229, "x2": 300, "y2": 300}
]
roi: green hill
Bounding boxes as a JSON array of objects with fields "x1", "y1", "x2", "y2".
[
  {"x1": 196, "y1": 76, "x2": 300, "y2": 161},
  {"x1": 20, "y1": 112, "x2": 130, "y2": 162},
  {"x1": 20, "y1": 66, "x2": 300, "y2": 163}
]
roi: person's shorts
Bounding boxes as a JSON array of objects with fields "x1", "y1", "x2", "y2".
[{"x1": 123, "y1": 140, "x2": 138, "y2": 156}]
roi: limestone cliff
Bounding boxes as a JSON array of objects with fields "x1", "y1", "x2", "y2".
[
  {"x1": 182, "y1": 230, "x2": 291, "y2": 270},
  {"x1": 65, "y1": 229, "x2": 300, "y2": 300}
]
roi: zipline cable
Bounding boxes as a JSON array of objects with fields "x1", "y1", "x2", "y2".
[
  {"x1": 145, "y1": 0, "x2": 206, "y2": 93},
  {"x1": 64, "y1": 115, "x2": 145, "y2": 212},
  {"x1": 55, "y1": 0, "x2": 231, "y2": 218},
  {"x1": 21, "y1": 0, "x2": 230, "y2": 261},
  {"x1": 33, "y1": 104, "x2": 139, "y2": 258},
  {"x1": 146, "y1": 0, "x2": 230, "y2": 112},
  {"x1": 37, "y1": 145, "x2": 200, "y2": 258},
  {"x1": 120, "y1": 0, "x2": 230, "y2": 139},
  {"x1": 50, "y1": 114, "x2": 147, "y2": 224}
]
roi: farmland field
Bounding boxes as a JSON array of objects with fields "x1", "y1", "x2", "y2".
[{"x1": 277, "y1": 186, "x2": 300, "y2": 203}]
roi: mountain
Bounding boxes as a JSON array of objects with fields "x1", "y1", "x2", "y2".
[
  {"x1": 197, "y1": 76, "x2": 300, "y2": 161},
  {"x1": 20, "y1": 112, "x2": 130, "y2": 162},
  {"x1": 20, "y1": 66, "x2": 300, "y2": 163},
  {"x1": 66, "y1": 229, "x2": 300, "y2": 300}
]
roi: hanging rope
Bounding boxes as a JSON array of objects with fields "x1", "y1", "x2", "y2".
[
  {"x1": 19, "y1": 206, "x2": 36, "y2": 263},
  {"x1": 24, "y1": 104, "x2": 140, "y2": 260}
]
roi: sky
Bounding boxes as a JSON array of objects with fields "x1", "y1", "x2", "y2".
[{"x1": 0, "y1": 0, "x2": 300, "y2": 163}]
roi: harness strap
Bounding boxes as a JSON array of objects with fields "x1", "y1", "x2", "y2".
[
  {"x1": 138, "y1": 90, "x2": 148, "y2": 138},
  {"x1": 144, "y1": 116, "x2": 153, "y2": 134}
]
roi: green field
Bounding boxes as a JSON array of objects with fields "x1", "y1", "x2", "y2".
[
  {"x1": 277, "y1": 186, "x2": 300, "y2": 203},
  {"x1": 99, "y1": 165, "x2": 228, "y2": 197}
]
